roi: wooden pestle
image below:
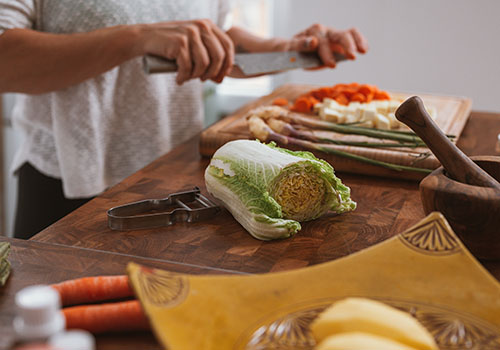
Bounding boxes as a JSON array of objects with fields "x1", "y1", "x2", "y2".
[{"x1": 395, "y1": 96, "x2": 500, "y2": 189}]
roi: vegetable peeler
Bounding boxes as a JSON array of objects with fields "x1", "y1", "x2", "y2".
[{"x1": 107, "y1": 187, "x2": 220, "y2": 230}]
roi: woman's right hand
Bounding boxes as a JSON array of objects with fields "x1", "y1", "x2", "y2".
[{"x1": 137, "y1": 19, "x2": 235, "y2": 85}]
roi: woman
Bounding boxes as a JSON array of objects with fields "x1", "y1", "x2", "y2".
[{"x1": 0, "y1": 0, "x2": 368, "y2": 239}]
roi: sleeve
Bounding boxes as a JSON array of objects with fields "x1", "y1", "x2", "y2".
[
  {"x1": 217, "y1": 0, "x2": 233, "y2": 31},
  {"x1": 0, "y1": 0, "x2": 36, "y2": 35}
]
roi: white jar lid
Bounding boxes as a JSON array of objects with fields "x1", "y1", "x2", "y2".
[
  {"x1": 49, "y1": 330, "x2": 96, "y2": 350},
  {"x1": 13, "y1": 285, "x2": 65, "y2": 341}
]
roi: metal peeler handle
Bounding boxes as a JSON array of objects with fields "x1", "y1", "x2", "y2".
[{"x1": 107, "y1": 187, "x2": 220, "y2": 231}]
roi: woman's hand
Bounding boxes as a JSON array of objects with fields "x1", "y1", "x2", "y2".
[
  {"x1": 287, "y1": 24, "x2": 368, "y2": 68},
  {"x1": 139, "y1": 19, "x2": 234, "y2": 84}
]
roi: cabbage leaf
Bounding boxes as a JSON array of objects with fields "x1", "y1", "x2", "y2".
[{"x1": 205, "y1": 140, "x2": 356, "y2": 240}]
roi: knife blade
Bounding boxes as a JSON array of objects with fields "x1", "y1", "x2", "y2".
[{"x1": 143, "y1": 51, "x2": 347, "y2": 75}]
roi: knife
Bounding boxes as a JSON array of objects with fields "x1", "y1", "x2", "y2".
[{"x1": 143, "y1": 51, "x2": 347, "y2": 75}]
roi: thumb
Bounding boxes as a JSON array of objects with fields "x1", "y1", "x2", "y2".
[{"x1": 288, "y1": 36, "x2": 318, "y2": 52}]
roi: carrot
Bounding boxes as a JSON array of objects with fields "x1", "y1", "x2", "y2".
[
  {"x1": 63, "y1": 300, "x2": 150, "y2": 334},
  {"x1": 341, "y1": 87, "x2": 357, "y2": 99},
  {"x1": 272, "y1": 97, "x2": 289, "y2": 106},
  {"x1": 358, "y1": 84, "x2": 375, "y2": 96},
  {"x1": 350, "y1": 92, "x2": 366, "y2": 103},
  {"x1": 334, "y1": 93, "x2": 349, "y2": 105},
  {"x1": 291, "y1": 96, "x2": 318, "y2": 113},
  {"x1": 374, "y1": 90, "x2": 391, "y2": 100},
  {"x1": 332, "y1": 84, "x2": 347, "y2": 93},
  {"x1": 311, "y1": 87, "x2": 333, "y2": 100},
  {"x1": 291, "y1": 97, "x2": 311, "y2": 113},
  {"x1": 52, "y1": 275, "x2": 133, "y2": 306}
]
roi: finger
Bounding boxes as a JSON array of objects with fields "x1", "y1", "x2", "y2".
[
  {"x1": 211, "y1": 24, "x2": 235, "y2": 83},
  {"x1": 328, "y1": 30, "x2": 357, "y2": 59},
  {"x1": 288, "y1": 36, "x2": 319, "y2": 52},
  {"x1": 176, "y1": 43, "x2": 192, "y2": 85},
  {"x1": 186, "y1": 25, "x2": 210, "y2": 79},
  {"x1": 349, "y1": 27, "x2": 369, "y2": 53},
  {"x1": 199, "y1": 28, "x2": 225, "y2": 81},
  {"x1": 318, "y1": 35, "x2": 336, "y2": 68},
  {"x1": 305, "y1": 65, "x2": 327, "y2": 71}
]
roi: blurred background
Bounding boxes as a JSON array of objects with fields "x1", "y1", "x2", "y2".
[{"x1": 1, "y1": 0, "x2": 499, "y2": 236}]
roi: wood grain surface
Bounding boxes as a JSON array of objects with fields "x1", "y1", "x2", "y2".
[
  {"x1": 0, "y1": 237, "x2": 237, "y2": 350},
  {"x1": 31, "y1": 112, "x2": 500, "y2": 275},
  {"x1": 199, "y1": 84, "x2": 472, "y2": 181}
]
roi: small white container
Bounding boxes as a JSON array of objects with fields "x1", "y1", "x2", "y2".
[
  {"x1": 13, "y1": 285, "x2": 65, "y2": 341},
  {"x1": 49, "y1": 330, "x2": 96, "y2": 350}
]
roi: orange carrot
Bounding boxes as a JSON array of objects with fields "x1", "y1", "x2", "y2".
[
  {"x1": 358, "y1": 84, "x2": 375, "y2": 96},
  {"x1": 291, "y1": 96, "x2": 318, "y2": 113},
  {"x1": 291, "y1": 97, "x2": 310, "y2": 113},
  {"x1": 52, "y1": 275, "x2": 133, "y2": 306},
  {"x1": 334, "y1": 93, "x2": 349, "y2": 105},
  {"x1": 291, "y1": 83, "x2": 391, "y2": 111},
  {"x1": 311, "y1": 87, "x2": 333, "y2": 100},
  {"x1": 350, "y1": 92, "x2": 366, "y2": 103},
  {"x1": 332, "y1": 83, "x2": 347, "y2": 91},
  {"x1": 63, "y1": 300, "x2": 150, "y2": 334},
  {"x1": 341, "y1": 88, "x2": 357, "y2": 99},
  {"x1": 272, "y1": 97, "x2": 289, "y2": 106},
  {"x1": 374, "y1": 90, "x2": 391, "y2": 100}
]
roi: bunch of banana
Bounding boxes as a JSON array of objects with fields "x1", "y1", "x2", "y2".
[{"x1": 311, "y1": 297, "x2": 438, "y2": 350}]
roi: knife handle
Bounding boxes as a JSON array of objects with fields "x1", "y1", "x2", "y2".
[{"x1": 143, "y1": 55, "x2": 177, "y2": 74}]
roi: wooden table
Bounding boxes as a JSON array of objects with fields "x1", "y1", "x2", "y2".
[
  {"x1": 0, "y1": 237, "x2": 237, "y2": 350},
  {"x1": 2, "y1": 111, "x2": 499, "y2": 349},
  {"x1": 32, "y1": 111, "x2": 500, "y2": 275}
]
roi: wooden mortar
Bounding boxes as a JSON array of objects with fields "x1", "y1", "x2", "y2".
[
  {"x1": 420, "y1": 156, "x2": 500, "y2": 259},
  {"x1": 396, "y1": 96, "x2": 500, "y2": 260}
]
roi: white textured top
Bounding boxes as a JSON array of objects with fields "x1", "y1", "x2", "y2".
[{"x1": 0, "y1": 0, "x2": 231, "y2": 197}]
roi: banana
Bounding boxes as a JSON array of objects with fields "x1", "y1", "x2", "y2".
[
  {"x1": 316, "y1": 332, "x2": 419, "y2": 350},
  {"x1": 310, "y1": 297, "x2": 438, "y2": 350}
]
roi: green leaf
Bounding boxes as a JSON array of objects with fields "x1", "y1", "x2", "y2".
[
  {"x1": 0, "y1": 258, "x2": 11, "y2": 286},
  {"x1": 0, "y1": 242, "x2": 10, "y2": 260}
]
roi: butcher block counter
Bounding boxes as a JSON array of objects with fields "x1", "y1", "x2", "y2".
[
  {"x1": 0, "y1": 107, "x2": 497, "y2": 350},
  {"x1": 31, "y1": 110, "x2": 500, "y2": 274},
  {"x1": 0, "y1": 236, "x2": 236, "y2": 350}
]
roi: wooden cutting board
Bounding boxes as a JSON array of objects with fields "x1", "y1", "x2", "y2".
[{"x1": 199, "y1": 84, "x2": 472, "y2": 181}]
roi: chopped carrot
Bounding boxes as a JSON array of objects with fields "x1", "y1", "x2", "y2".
[
  {"x1": 290, "y1": 83, "x2": 392, "y2": 112},
  {"x1": 309, "y1": 96, "x2": 320, "y2": 106},
  {"x1": 272, "y1": 97, "x2": 289, "y2": 106},
  {"x1": 358, "y1": 84, "x2": 375, "y2": 96},
  {"x1": 52, "y1": 275, "x2": 133, "y2": 306},
  {"x1": 341, "y1": 87, "x2": 357, "y2": 99},
  {"x1": 374, "y1": 91, "x2": 391, "y2": 100},
  {"x1": 335, "y1": 93, "x2": 349, "y2": 105},
  {"x1": 291, "y1": 97, "x2": 312, "y2": 113},
  {"x1": 332, "y1": 83, "x2": 347, "y2": 92},
  {"x1": 350, "y1": 92, "x2": 366, "y2": 103},
  {"x1": 63, "y1": 300, "x2": 150, "y2": 334},
  {"x1": 312, "y1": 87, "x2": 333, "y2": 100},
  {"x1": 291, "y1": 96, "x2": 319, "y2": 113}
]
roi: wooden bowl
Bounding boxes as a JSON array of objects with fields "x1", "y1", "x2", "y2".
[{"x1": 420, "y1": 156, "x2": 500, "y2": 260}]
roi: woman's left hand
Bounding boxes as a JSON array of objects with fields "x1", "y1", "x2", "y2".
[{"x1": 287, "y1": 24, "x2": 368, "y2": 68}]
